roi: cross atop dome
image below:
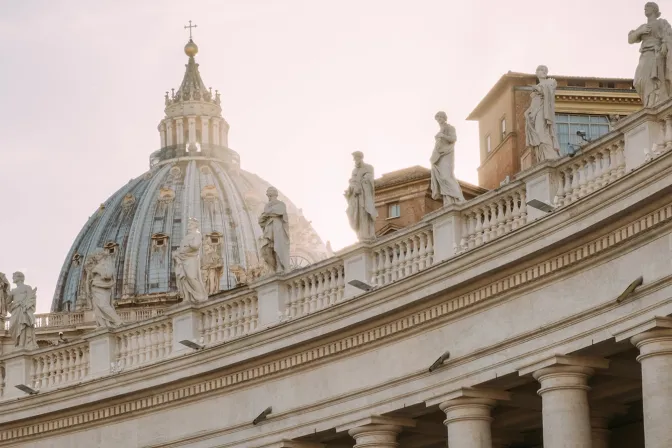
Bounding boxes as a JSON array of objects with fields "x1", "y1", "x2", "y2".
[{"x1": 184, "y1": 20, "x2": 197, "y2": 39}]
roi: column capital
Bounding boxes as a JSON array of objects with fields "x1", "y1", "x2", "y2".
[
  {"x1": 339, "y1": 417, "x2": 414, "y2": 448},
  {"x1": 518, "y1": 354, "x2": 609, "y2": 377},
  {"x1": 256, "y1": 441, "x2": 324, "y2": 448}
]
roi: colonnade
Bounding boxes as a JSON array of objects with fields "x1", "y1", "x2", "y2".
[
  {"x1": 158, "y1": 116, "x2": 229, "y2": 149},
  {"x1": 274, "y1": 317, "x2": 672, "y2": 448}
]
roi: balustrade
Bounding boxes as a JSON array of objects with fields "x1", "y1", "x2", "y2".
[
  {"x1": 285, "y1": 263, "x2": 345, "y2": 318},
  {"x1": 372, "y1": 228, "x2": 434, "y2": 287},
  {"x1": 200, "y1": 294, "x2": 258, "y2": 344},
  {"x1": 458, "y1": 186, "x2": 527, "y2": 254},
  {"x1": 554, "y1": 139, "x2": 625, "y2": 208},
  {"x1": 31, "y1": 343, "x2": 89, "y2": 391},
  {"x1": 115, "y1": 322, "x2": 173, "y2": 370},
  {"x1": 117, "y1": 307, "x2": 167, "y2": 323}
]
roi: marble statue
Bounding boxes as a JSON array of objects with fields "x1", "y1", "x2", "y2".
[
  {"x1": 85, "y1": 249, "x2": 123, "y2": 328},
  {"x1": 172, "y1": 218, "x2": 208, "y2": 303},
  {"x1": 259, "y1": 186, "x2": 290, "y2": 273},
  {"x1": 201, "y1": 238, "x2": 223, "y2": 295},
  {"x1": 345, "y1": 151, "x2": 378, "y2": 241},
  {"x1": 430, "y1": 111, "x2": 465, "y2": 206},
  {"x1": 230, "y1": 264, "x2": 265, "y2": 286},
  {"x1": 525, "y1": 65, "x2": 561, "y2": 163},
  {"x1": 0, "y1": 273, "x2": 9, "y2": 319},
  {"x1": 629, "y1": 2, "x2": 672, "y2": 107},
  {"x1": 6, "y1": 272, "x2": 38, "y2": 350}
]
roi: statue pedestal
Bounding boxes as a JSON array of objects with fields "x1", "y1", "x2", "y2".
[
  {"x1": 3, "y1": 350, "x2": 33, "y2": 400},
  {"x1": 432, "y1": 209, "x2": 463, "y2": 263},
  {"x1": 84, "y1": 329, "x2": 116, "y2": 378},
  {"x1": 524, "y1": 163, "x2": 558, "y2": 221},
  {"x1": 255, "y1": 276, "x2": 288, "y2": 329},
  {"x1": 343, "y1": 245, "x2": 374, "y2": 300},
  {"x1": 167, "y1": 303, "x2": 202, "y2": 355},
  {"x1": 624, "y1": 114, "x2": 662, "y2": 172}
]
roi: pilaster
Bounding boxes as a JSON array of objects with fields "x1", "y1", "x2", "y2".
[
  {"x1": 623, "y1": 113, "x2": 661, "y2": 172},
  {"x1": 523, "y1": 163, "x2": 558, "y2": 221}
]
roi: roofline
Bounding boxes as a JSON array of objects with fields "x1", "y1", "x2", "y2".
[{"x1": 466, "y1": 71, "x2": 634, "y2": 120}]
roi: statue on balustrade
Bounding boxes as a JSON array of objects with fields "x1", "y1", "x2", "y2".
[
  {"x1": 5, "y1": 272, "x2": 38, "y2": 350},
  {"x1": 345, "y1": 151, "x2": 378, "y2": 241},
  {"x1": 525, "y1": 65, "x2": 561, "y2": 163},
  {"x1": 0, "y1": 273, "x2": 9, "y2": 319},
  {"x1": 430, "y1": 111, "x2": 465, "y2": 206},
  {"x1": 259, "y1": 186, "x2": 290, "y2": 273},
  {"x1": 629, "y1": 2, "x2": 672, "y2": 107},
  {"x1": 84, "y1": 249, "x2": 123, "y2": 328},
  {"x1": 201, "y1": 238, "x2": 224, "y2": 295},
  {"x1": 172, "y1": 218, "x2": 209, "y2": 303}
]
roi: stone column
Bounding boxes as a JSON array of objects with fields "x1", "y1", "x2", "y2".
[
  {"x1": 426, "y1": 387, "x2": 510, "y2": 448},
  {"x1": 348, "y1": 424, "x2": 402, "y2": 448},
  {"x1": 440, "y1": 398, "x2": 496, "y2": 448},
  {"x1": 201, "y1": 116, "x2": 210, "y2": 145},
  {"x1": 166, "y1": 119, "x2": 174, "y2": 146},
  {"x1": 615, "y1": 317, "x2": 672, "y2": 448},
  {"x1": 159, "y1": 122, "x2": 166, "y2": 149},
  {"x1": 175, "y1": 118, "x2": 184, "y2": 145},
  {"x1": 590, "y1": 414, "x2": 611, "y2": 448},
  {"x1": 337, "y1": 416, "x2": 414, "y2": 448},
  {"x1": 631, "y1": 329, "x2": 672, "y2": 448},
  {"x1": 212, "y1": 119, "x2": 220, "y2": 146},
  {"x1": 187, "y1": 116, "x2": 197, "y2": 148},
  {"x1": 220, "y1": 119, "x2": 229, "y2": 147},
  {"x1": 519, "y1": 355, "x2": 608, "y2": 448}
]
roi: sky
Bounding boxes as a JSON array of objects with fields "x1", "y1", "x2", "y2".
[{"x1": 0, "y1": 0, "x2": 647, "y2": 311}]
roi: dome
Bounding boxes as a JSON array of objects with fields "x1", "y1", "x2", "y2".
[{"x1": 50, "y1": 39, "x2": 328, "y2": 312}]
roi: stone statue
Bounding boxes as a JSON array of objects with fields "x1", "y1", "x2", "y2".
[
  {"x1": 6, "y1": 272, "x2": 38, "y2": 350},
  {"x1": 525, "y1": 65, "x2": 561, "y2": 163},
  {"x1": 430, "y1": 111, "x2": 465, "y2": 206},
  {"x1": 629, "y1": 2, "x2": 672, "y2": 107},
  {"x1": 85, "y1": 249, "x2": 123, "y2": 328},
  {"x1": 345, "y1": 151, "x2": 378, "y2": 241},
  {"x1": 172, "y1": 218, "x2": 208, "y2": 303},
  {"x1": 258, "y1": 186, "x2": 290, "y2": 273},
  {"x1": 201, "y1": 238, "x2": 223, "y2": 295},
  {"x1": 230, "y1": 264, "x2": 265, "y2": 286},
  {"x1": 0, "y1": 273, "x2": 9, "y2": 319}
]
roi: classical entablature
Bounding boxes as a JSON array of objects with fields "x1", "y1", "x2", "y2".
[{"x1": 3, "y1": 99, "x2": 672, "y2": 447}]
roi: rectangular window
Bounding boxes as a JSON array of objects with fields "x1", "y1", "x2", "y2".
[
  {"x1": 500, "y1": 117, "x2": 506, "y2": 141},
  {"x1": 388, "y1": 203, "x2": 401, "y2": 219},
  {"x1": 554, "y1": 114, "x2": 610, "y2": 156},
  {"x1": 486, "y1": 135, "x2": 492, "y2": 153}
]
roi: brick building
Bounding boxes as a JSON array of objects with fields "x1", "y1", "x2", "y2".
[
  {"x1": 373, "y1": 166, "x2": 486, "y2": 236},
  {"x1": 467, "y1": 72, "x2": 642, "y2": 189}
]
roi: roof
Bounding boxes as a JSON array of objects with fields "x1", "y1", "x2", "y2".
[
  {"x1": 466, "y1": 71, "x2": 635, "y2": 120},
  {"x1": 374, "y1": 165, "x2": 487, "y2": 196}
]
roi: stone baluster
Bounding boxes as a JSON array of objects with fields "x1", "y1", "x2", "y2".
[{"x1": 474, "y1": 209, "x2": 484, "y2": 246}]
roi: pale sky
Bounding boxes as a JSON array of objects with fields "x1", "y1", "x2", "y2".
[{"x1": 0, "y1": 0, "x2": 646, "y2": 311}]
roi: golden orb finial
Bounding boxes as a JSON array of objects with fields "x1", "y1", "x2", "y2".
[{"x1": 184, "y1": 39, "x2": 199, "y2": 57}]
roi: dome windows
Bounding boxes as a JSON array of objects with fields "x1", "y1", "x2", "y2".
[
  {"x1": 151, "y1": 233, "x2": 170, "y2": 249},
  {"x1": 206, "y1": 232, "x2": 223, "y2": 245},
  {"x1": 104, "y1": 242, "x2": 119, "y2": 255}
]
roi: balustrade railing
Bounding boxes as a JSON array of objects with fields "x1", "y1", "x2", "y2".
[
  {"x1": 554, "y1": 138, "x2": 625, "y2": 208},
  {"x1": 117, "y1": 307, "x2": 167, "y2": 323},
  {"x1": 200, "y1": 293, "x2": 258, "y2": 344},
  {"x1": 285, "y1": 261, "x2": 345, "y2": 318},
  {"x1": 115, "y1": 322, "x2": 173, "y2": 370},
  {"x1": 457, "y1": 184, "x2": 528, "y2": 254},
  {"x1": 31, "y1": 343, "x2": 89, "y2": 391},
  {"x1": 372, "y1": 227, "x2": 434, "y2": 287}
]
